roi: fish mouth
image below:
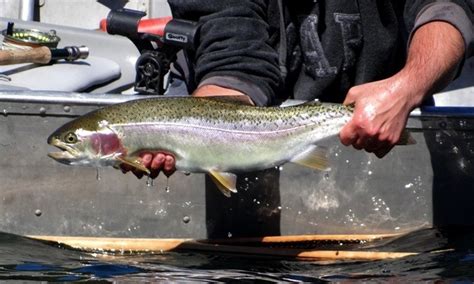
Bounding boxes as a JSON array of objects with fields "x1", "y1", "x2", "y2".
[{"x1": 47, "y1": 138, "x2": 80, "y2": 163}]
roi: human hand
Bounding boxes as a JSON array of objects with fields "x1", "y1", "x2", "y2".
[
  {"x1": 121, "y1": 152, "x2": 176, "y2": 179},
  {"x1": 121, "y1": 84, "x2": 251, "y2": 179},
  {"x1": 339, "y1": 75, "x2": 416, "y2": 158}
]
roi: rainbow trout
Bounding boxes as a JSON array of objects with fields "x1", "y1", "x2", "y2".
[{"x1": 47, "y1": 97, "x2": 411, "y2": 196}]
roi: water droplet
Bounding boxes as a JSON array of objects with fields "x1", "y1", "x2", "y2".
[
  {"x1": 39, "y1": 107, "x2": 47, "y2": 115},
  {"x1": 183, "y1": 172, "x2": 191, "y2": 176},
  {"x1": 182, "y1": 216, "x2": 190, "y2": 223},
  {"x1": 146, "y1": 176, "x2": 154, "y2": 187},
  {"x1": 394, "y1": 227, "x2": 400, "y2": 230},
  {"x1": 34, "y1": 209, "x2": 42, "y2": 217},
  {"x1": 96, "y1": 168, "x2": 101, "y2": 181},
  {"x1": 227, "y1": 232, "x2": 232, "y2": 238},
  {"x1": 2, "y1": 109, "x2": 7, "y2": 116},
  {"x1": 368, "y1": 170, "x2": 373, "y2": 175},
  {"x1": 164, "y1": 178, "x2": 170, "y2": 192},
  {"x1": 63, "y1": 106, "x2": 71, "y2": 113},
  {"x1": 405, "y1": 183, "x2": 414, "y2": 189},
  {"x1": 452, "y1": 146, "x2": 459, "y2": 154},
  {"x1": 277, "y1": 206, "x2": 282, "y2": 210},
  {"x1": 324, "y1": 173, "x2": 330, "y2": 180},
  {"x1": 345, "y1": 159, "x2": 350, "y2": 164}
]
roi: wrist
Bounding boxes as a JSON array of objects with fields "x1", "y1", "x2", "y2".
[
  {"x1": 192, "y1": 85, "x2": 254, "y2": 105},
  {"x1": 393, "y1": 67, "x2": 429, "y2": 109}
]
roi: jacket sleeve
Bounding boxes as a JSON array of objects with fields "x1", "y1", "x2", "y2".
[
  {"x1": 167, "y1": 0, "x2": 282, "y2": 106},
  {"x1": 404, "y1": 0, "x2": 473, "y2": 58}
]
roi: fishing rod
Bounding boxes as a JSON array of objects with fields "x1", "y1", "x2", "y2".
[
  {"x1": 0, "y1": 22, "x2": 89, "y2": 65},
  {"x1": 0, "y1": 45, "x2": 89, "y2": 65}
]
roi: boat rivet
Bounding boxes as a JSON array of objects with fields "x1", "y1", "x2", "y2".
[
  {"x1": 182, "y1": 216, "x2": 190, "y2": 224},
  {"x1": 34, "y1": 209, "x2": 42, "y2": 217},
  {"x1": 63, "y1": 106, "x2": 71, "y2": 113},
  {"x1": 39, "y1": 107, "x2": 46, "y2": 115}
]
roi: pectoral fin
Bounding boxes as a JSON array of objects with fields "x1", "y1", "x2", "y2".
[
  {"x1": 117, "y1": 156, "x2": 151, "y2": 174},
  {"x1": 291, "y1": 145, "x2": 330, "y2": 171},
  {"x1": 208, "y1": 170, "x2": 238, "y2": 197}
]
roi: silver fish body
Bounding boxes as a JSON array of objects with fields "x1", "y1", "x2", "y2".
[{"x1": 48, "y1": 97, "x2": 353, "y2": 195}]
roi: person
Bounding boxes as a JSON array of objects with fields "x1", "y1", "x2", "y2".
[{"x1": 125, "y1": 0, "x2": 472, "y2": 179}]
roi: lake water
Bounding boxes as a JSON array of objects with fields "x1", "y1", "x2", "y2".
[{"x1": 0, "y1": 228, "x2": 473, "y2": 282}]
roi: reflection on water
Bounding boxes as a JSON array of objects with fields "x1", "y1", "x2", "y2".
[{"x1": 0, "y1": 228, "x2": 473, "y2": 282}]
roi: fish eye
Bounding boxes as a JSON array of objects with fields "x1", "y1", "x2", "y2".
[{"x1": 64, "y1": 132, "x2": 78, "y2": 144}]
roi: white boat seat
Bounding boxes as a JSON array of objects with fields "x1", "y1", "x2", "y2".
[{"x1": 0, "y1": 56, "x2": 121, "y2": 92}]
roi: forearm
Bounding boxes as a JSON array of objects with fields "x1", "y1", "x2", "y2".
[
  {"x1": 168, "y1": 0, "x2": 281, "y2": 106},
  {"x1": 395, "y1": 21, "x2": 465, "y2": 110},
  {"x1": 192, "y1": 84, "x2": 254, "y2": 105},
  {"x1": 340, "y1": 21, "x2": 466, "y2": 157}
]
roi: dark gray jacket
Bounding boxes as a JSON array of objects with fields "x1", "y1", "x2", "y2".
[{"x1": 168, "y1": 0, "x2": 473, "y2": 105}]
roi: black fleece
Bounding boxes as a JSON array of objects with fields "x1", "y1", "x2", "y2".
[{"x1": 168, "y1": 0, "x2": 473, "y2": 105}]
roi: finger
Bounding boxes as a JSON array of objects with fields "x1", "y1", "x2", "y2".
[
  {"x1": 163, "y1": 155, "x2": 176, "y2": 177},
  {"x1": 374, "y1": 145, "x2": 394, "y2": 158},
  {"x1": 132, "y1": 169, "x2": 144, "y2": 179},
  {"x1": 150, "y1": 153, "x2": 166, "y2": 170},
  {"x1": 353, "y1": 137, "x2": 365, "y2": 150},
  {"x1": 363, "y1": 137, "x2": 386, "y2": 153},
  {"x1": 149, "y1": 169, "x2": 160, "y2": 179},
  {"x1": 140, "y1": 153, "x2": 153, "y2": 168},
  {"x1": 339, "y1": 123, "x2": 358, "y2": 146},
  {"x1": 120, "y1": 163, "x2": 132, "y2": 173},
  {"x1": 343, "y1": 86, "x2": 359, "y2": 105}
]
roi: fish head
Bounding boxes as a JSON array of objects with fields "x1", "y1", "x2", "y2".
[{"x1": 47, "y1": 117, "x2": 124, "y2": 167}]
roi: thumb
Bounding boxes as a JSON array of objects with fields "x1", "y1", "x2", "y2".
[
  {"x1": 339, "y1": 121, "x2": 357, "y2": 146},
  {"x1": 343, "y1": 86, "x2": 359, "y2": 106}
]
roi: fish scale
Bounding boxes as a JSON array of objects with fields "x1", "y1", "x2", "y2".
[
  {"x1": 48, "y1": 97, "x2": 356, "y2": 196},
  {"x1": 75, "y1": 97, "x2": 352, "y2": 132}
]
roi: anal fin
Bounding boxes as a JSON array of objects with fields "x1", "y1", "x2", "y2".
[
  {"x1": 208, "y1": 170, "x2": 238, "y2": 197},
  {"x1": 290, "y1": 145, "x2": 330, "y2": 171}
]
